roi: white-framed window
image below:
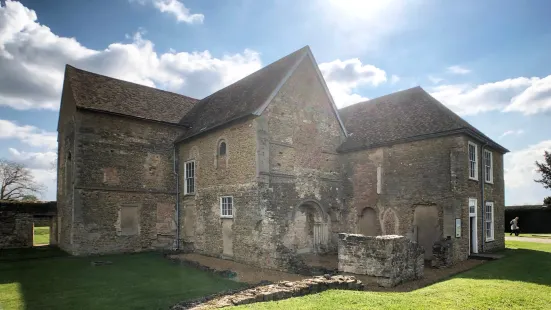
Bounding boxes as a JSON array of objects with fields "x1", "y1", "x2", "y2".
[
  {"x1": 469, "y1": 198, "x2": 477, "y2": 215},
  {"x1": 468, "y1": 142, "x2": 478, "y2": 180},
  {"x1": 220, "y1": 196, "x2": 233, "y2": 218},
  {"x1": 484, "y1": 150, "x2": 493, "y2": 183},
  {"x1": 485, "y1": 201, "x2": 494, "y2": 241},
  {"x1": 184, "y1": 160, "x2": 195, "y2": 194}
]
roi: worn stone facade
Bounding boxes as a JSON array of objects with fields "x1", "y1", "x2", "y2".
[
  {"x1": 178, "y1": 118, "x2": 260, "y2": 263},
  {"x1": 57, "y1": 46, "x2": 507, "y2": 272},
  {"x1": 341, "y1": 135, "x2": 506, "y2": 265},
  {"x1": 58, "y1": 107, "x2": 185, "y2": 255},
  {"x1": 337, "y1": 234, "x2": 424, "y2": 287},
  {"x1": 179, "y1": 58, "x2": 347, "y2": 271}
]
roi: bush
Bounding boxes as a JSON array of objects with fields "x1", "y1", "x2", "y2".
[{"x1": 544, "y1": 196, "x2": 551, "y2": 205}]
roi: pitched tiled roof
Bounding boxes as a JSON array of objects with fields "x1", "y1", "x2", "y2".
[
  {"x1": 176, "y1": 46, "x2": 310, "y2": 141},
  {"x1": 65, "y1": 65, "x2": 198, "y2": 124},
  {"x1": 337, "y1": 87, "x2": 509, "y2": 153}
]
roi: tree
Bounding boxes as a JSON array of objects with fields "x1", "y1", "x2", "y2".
[
  {"x1": 0, "y1": 159, "x2": 44, "y2": 200},
  {"x1": 535, "y1": 151, "x2": 551, "y2": 189},
  {"x1": 21, "y1": 194, "x2": 39, "y2": 201}
]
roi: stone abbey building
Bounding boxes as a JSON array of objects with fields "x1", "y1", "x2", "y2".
[{"x1": 56, "y1": 46, "x2": 508, "y2": 270}]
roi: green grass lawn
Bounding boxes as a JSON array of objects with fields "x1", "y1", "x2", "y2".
[
  {"x1": 33, "y1": 227, "x2": 50, "y2": 245},
  {"x1": 0, "y1": 251, "x2": 245, "y2": 310},
  {"x1": 515, "y1": 233, "x2": 551, "y2": 239},
  {"x1": 238, "y1": 241, "x2": 551, "y2": 310}
]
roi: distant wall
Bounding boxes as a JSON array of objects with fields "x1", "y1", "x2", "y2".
[
  {"x1": 505, "y1": 206, "x2": 551, "y2": 233},
  {"x1": 0, "y1": 201, "x2": 57, "y2": 249}
]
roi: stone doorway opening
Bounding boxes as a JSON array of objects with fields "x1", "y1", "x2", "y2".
[
  {"x1": 290, "y1": 200, "x2": 329, "y2": 254},
  {"x1": 33, "y1": 217, "x2": 52, "y2": 246}
]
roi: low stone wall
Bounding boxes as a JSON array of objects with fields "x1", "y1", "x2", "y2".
[
  {"x1": 337, "y1": 234, "x2": 424, "y2": 287},
  {"x1": 432, "y1": 238, "x2": 453, "y2": 268},
  {"x1": 0, "y1": 201, "x2": 57, "y2": 249},
  {"x1": 170, "y1": 275, "x2": 364, "y2": 309},
  {"x1": 0, "y1": 213, "x2": 34, "y2": 249}
]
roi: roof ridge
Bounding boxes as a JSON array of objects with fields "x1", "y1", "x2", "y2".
[
  {"x1": 190, "y1": 46, "x2": 309, "y2": 106},
  {"x1": 339, "y1": 86, "x2": 422, "y2": 111},
  {"x1": 65, "y1": 64, "x2": 198, "y2": 101},
  {"x1": 175, "y1": 45, "x2": 311, "y2": 140}
]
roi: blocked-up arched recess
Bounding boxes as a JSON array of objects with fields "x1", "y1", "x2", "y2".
[
  {"x1": 381, "y1": 208, "x2": 399, "y2": 235},
  {"x1": 358, "y1": 207, "x2": 379, "y2": 236}
]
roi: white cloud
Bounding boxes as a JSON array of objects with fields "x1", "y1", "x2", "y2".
[
  {"x1": 430, "y1": 77, "x2": 537, "y2": 116},
  {"x1": 319, "y1": 58, "x2": 386, "y2": 108},
  {"x1": 8, "y1": 148, "x2": 56, "y2": 170},
  {"x1": 447, "y1": 65, "x2": 471, "y2": 75},
  {"x1": 313, "y1": 0, "x2": 418, "y2": 54},
  {"x1": 390, "y1": 74, "x2": 400, "y2": 84},
  {"x1": 130, "y1": 0, "x2": 203, "y2": 24},
  {"x1": 30, "y1": 168, "x2": 56, "y2": 200},
  {"x1": 499, "y1": 129, "x2": 525, "y2": 139},
  {"x1": 505, "y1": 140, "x2": 551, "y2": 205},
  {"x1": 151, "y1": 0, "x2": 204, "y2": 24},
  {"x1": 0, "y1": 1, "x2": 259, "y2": 110},
  {"x1": 428, "y1": 75, "x2": 444, "y2": 84},
  {"x1": 504, "y1": 75, "x2": 551, "y2": 115},
  {"x1": 0, "y1": 119, "x2": 57, "y2": 149}
]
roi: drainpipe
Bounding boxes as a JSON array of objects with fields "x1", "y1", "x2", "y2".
[
  {"x1": 480, "y1": 141, "x2": 488, "y2": 253},
  {"x1": 173, "y1": 145, "x2": 180, "y2": 251}
]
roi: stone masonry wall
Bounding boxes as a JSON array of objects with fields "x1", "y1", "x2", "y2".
[
  {"x1": 342, "y1": 135, "x2": 469, "y2": 264},
  {"x1": 178, "y1": 118, "x2": 260, "y2": 265},
  {"x1": 256, "y1": 57, "x2": 348, "y2": 270},
  {"x1": 0, "y1": 213, "x2": 33, "y2": 249},
  {"x1": 56, "y1": 82, "x2": 77, "y2": 252},
  {"x1": 338, "y1": 233, "x2": 424, "y2": 287},
  {"x1": 66, "y1": 110, "x2": 185, "y2": 255},
  {"x1": 0, "y1": 201, "x2": 57, "y2": 249}
]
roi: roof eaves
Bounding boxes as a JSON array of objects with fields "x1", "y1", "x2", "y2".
[
  {"x1": 462, "y1": 128, "x2": 510, "y2": 153},
  {"x1": 337, "y1": 128, "x2": 466, "y2": 153},
  {"x1": 76, "y1": 106, "x2": 191, "y2": 128}
]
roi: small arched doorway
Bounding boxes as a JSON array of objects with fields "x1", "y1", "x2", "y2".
[
  {"x1": 359, "y1": 207, "x2": 378, "y2": 236},
  {"x1": 290, "y1": 200, "x2": 328, "y2": 254}
]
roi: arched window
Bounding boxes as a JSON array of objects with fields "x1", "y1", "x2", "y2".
[{"x1": 219, "y1": 141, "x2": 227, "y2": 156}]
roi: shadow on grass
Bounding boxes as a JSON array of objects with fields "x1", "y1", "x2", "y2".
[
  {"x1": 0, "y1": 246, "x2": 68, "y2": 262},
  {"x1": 454, "y1": 247, "x2": 551, "y2": 286},
  {"x1": 0, "y1": 247, "x2": 246, "y2": 310}
]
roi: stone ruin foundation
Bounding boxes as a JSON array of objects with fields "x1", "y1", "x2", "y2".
[
  {"x1": 170, "y1": 275, "x2": 364, "y2": 309},
  {"x1": 337, "y1": 233, "x2": 424, "y2": 287}
]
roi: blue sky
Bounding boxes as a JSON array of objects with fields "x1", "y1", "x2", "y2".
[{"x1": 1, "y1": 0, "x2": 551, "y2": 204}]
